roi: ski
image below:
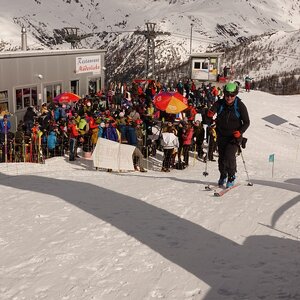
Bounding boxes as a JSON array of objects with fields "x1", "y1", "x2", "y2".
[
  {"x1": 214, "y1": 183, "x2": 241, "y2": 197},
  {"x1": 205, "y1": 184, "x2": 220, "y2": 191}
]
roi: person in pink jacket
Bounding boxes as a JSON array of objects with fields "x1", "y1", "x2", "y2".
[{"x1": 182, "y1": 122, "x2": 194, "y2": 167}]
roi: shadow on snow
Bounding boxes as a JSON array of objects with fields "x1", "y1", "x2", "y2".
[{"x1": 0, "y1": 174, "x2": 299, "y2": 299}]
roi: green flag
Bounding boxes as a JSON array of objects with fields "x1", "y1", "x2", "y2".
[{"x1": 269, "y1": 154, "x2": 275, "y2": 162}]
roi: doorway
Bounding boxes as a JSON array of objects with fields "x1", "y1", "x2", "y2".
[{"x1": 70, "y1": 80, "x2": 79, "y2": 95}]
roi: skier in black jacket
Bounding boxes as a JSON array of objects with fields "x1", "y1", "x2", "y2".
[{"x1": 207, "y1": 82, "x2": 250, "y2": 188}]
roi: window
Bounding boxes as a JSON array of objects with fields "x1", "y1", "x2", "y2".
[
  {"x1": 32, "y1": 87, "x2": 38, "y2": 106},
  {"x1": 45, "y1": 83, "x2": 62, "y2": 103},
  {"x1": 194, "y1": 62, "x2": 201, "y2": 69},
  {"x1": 16, "y1": 89, "x2": 22, "y2": 110},
  {"x1": 24, "y1": 95, "x2": 30, "y2": 108},
  {"x1": 54, "y1": 84, "x2": 62, "y2": 98},
  {"x1": 45, "y1": 85, "x2": 53, "y2": 102},
  {"x1": 202, "y1": 61, "x2": 209, "y2": 70},
  {"x1": 71, "y1": 80, "x2": 79, "y2": 95},
  {"x1": 0, "y1": 90, "x2": 9, "y2": 112},
  {"x1": 193, "y1": 59, "x2": 211, "y2": 70},
  {"x1": 15, "y1": 86, "x2": 38, "y2": 110},
  {"x1": 88, "y1": 77, "x2": 101, "y2": 95}
]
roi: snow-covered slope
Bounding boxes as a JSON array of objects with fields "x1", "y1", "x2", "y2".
[
  {"x1": 0, "y1": 90, "x2": 300, "y2": 299},
  {"x1": 1, "y1": 0, "x2": 300, "y2": 82}
]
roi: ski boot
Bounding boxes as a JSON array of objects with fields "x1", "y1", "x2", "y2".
[
  {"x1": 218, "y1": 174, "x2": 227, "y2": 187},
  {"x1": 226, "y1": 175, "x2": 236, "y2": 188}
]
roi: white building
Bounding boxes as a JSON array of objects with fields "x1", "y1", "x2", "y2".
[
  {"x1": 190, "y1": 52, "x2": 224, "y2": 82},
  {"x1": 0, "y1": 49, "x2": 106, "y2": 131}
]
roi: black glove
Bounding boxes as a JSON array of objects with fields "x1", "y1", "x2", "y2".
[
  {"x1": 231, "y1": 135, "x2": 242, "y2": 145},
  {"x1": 241, "y1": 137, "x2": 247, "y2": 149}
]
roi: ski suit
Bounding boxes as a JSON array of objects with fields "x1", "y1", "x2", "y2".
[{"x1": 208, "y1": 96, "x2": 250, "y2": 178}]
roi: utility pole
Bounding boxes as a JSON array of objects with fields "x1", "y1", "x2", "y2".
[
  {"x1": 189, "y1": 23, "x2": 194, "y2": 80},
  {"x1": 134, "y1": 22, "x2": 170, "y2": 79},
  {"x1": 190, "y1": 23, "x2": 193, "y2": 54}
]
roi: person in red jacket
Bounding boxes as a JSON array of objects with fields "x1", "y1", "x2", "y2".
[
  {"x1": 211, "y1": 85, "x2": 219, "y2": 101},
  {"x1": 87, "y1": 114, "x2": 99, "y2": 147},
  {"x1": 191, "y1": 80, "x2": 197, "y2": 94},
  {"x1": 182, "y1": 122, "x2": 194, "y2": 167},
  {"x1": 185, "y1": 103, "x2": 197, "y2": 122},
  {"x1": 68, "y1": 118, "x2": 79, "y2": 161}
]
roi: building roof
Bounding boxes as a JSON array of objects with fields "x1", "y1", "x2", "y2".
[
  {"x1": 190, "y1": 52, "x2": 224, "y2": 58},
  {"x1": 0, "y1": 49, "x2": 106, "y2": 59}
]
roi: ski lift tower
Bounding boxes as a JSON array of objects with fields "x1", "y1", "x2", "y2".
[
  {"x1": 134, "y1": 22, "x2": 170, "y2": 79},
  {"x1": 63, "y1": 27, "x2": 93, "y2": 49}
]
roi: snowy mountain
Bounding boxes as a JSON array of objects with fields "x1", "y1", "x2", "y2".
[{"x1": 1, "y1": 0, "x2": 300, "y2": 85}]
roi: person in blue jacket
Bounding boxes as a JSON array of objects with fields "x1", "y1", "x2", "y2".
[
  {"x1": 47, "y1": 130, "x2": 57, "y2": 157},
  {"x1": 97, "y1": 122, "x2": 105, "y2": 139},
  {"x1": 103, "y1": 121, "x2": 118, "y2": 142},
  {"x1": 0, "y1": 115, "x2": 12, "y2": 162},
  {"x1": 0, "y1": 115, "x2": 11, "y2": 134}
]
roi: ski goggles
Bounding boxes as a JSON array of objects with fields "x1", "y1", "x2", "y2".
[{"x1": 224, "y1": 92, "x2": 237, "y2": 98}]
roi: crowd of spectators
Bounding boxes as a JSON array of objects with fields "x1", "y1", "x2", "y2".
[{"x1": 0, "y1": 79, "x2": 223, "y2": 170}]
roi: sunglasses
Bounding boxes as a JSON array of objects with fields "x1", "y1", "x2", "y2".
[{"x1": 224, "y1": 92, "x2": 237, "y2": 98}]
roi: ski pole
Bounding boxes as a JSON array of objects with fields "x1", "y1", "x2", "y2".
[
  {"x1": 4, "y1": 124, "x2": 8, "y2": 163},
  {"x1": 144, "y1": 125, "x2": 149, "y2": 170},
  {"x1": 203, "y1": 134, "x2": 210, "y2": 176},
  {"x1": 23, "y1": 141, "x2": 25, "y2": 162},
  {"x1": 193, "y1": 142, "x2": 197, "y2": 166},
  {"x1": 239, "y1": 146, "x2": 253, "y2": 186},
  {"x1": 9, "y1": 141, "x2": 13, "y2": 162}
]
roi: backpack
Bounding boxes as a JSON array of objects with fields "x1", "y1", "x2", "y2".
[
  {"x1": 217, "y1": 98, "x2": 240, "y2": 119},
  {"x1": 175, "y1": 161, "x2": 185, "y2": 170}
]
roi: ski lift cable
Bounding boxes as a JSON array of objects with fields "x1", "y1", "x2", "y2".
[
  {"x1": 90, "y1": 29, "x2": 219, "y2": 43},
  {"x1": 170, "y1": 32, "x2": 219, "y2": 43}
]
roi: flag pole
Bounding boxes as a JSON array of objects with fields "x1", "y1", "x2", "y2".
[{"x1": 269, "y1": 153, "x2": 275, "y2": 178}]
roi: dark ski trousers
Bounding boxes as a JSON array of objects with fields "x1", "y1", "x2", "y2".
[
  {"x1": 177, "y1": 143, "x2": 183, "y2": 162},
  {"x1": 69, "y1": 138, "x2": 77, "y2": 161},
  {"x1": 182, "y1": 144, "x2": 191, "y2": 166},
  {"x1": 162, "y1": 148, "x2": 174, "y2": 170},
  {"x1": 217, "y1": 135, "x2": 239, "y2": 178}
]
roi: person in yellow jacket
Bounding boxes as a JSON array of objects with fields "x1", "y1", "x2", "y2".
[
  {"x1": 31, "y1": 122, "x2": 44, "y2": 163},
  {"x1": 146, "y1": 102, "x2": 155, "y2": 119},
  {"x1": 73, "y1": 112, "x2": 81, "y2": 127},
  {"x1": 207, "y1": 122, "x2": 217, "y2": 162},
  {"x1": 78, "y1": 117, "x2": 89, "y2": 135}
]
